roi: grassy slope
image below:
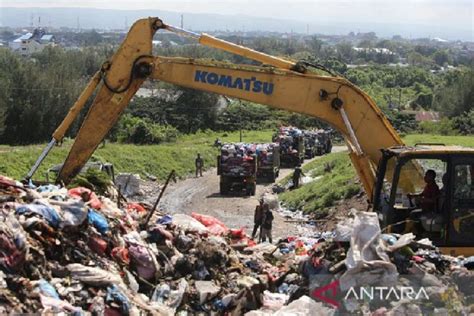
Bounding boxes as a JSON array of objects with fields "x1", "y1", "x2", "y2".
[
  {"x1": 0, "y1": 130, "x2": 273, "y2": 181},
  {"x1": 403, "y1": 134, "x2": 474, "y2": 147},
  {"x1": 279, "y1": 134, "x2": 474, "y2": 214},
  {"x1": 279, "y1": 152, "x2": 359, "y2": 216}
]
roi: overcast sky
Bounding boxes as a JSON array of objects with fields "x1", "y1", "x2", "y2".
[{"x1": 1, "y1": 0, "x2": 473, "y2": 34}]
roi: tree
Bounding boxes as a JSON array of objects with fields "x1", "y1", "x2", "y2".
[
  {"x1": 307, "y1": 36, "x2": 323, "y2": 55},
  {"x1": 432, "y1": 50, "x2": 450, "y2": 66},
  {"x1": 335, "y1": 41, "x2": 354, "y2": 63},
  {"x1": 433, "y1": 68, "x2": 474, "y2": 117}
]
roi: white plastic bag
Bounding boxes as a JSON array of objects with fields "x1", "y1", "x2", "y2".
[{"x1": 339, "y1": 211, "x2": 398, "y2": 291}]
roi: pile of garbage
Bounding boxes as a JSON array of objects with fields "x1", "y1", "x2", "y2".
[
  {"x1": 255, "y1": 143, "x2": 278, "y2": 166},
  {"x1": 220, "y1": 143, "x2": 256, "y2": 176},
  {"x1": 273, "y1": 127, "x2": 302, "y2": 155},
  {"x1": 0, "y1": 175, "x2": 473, "y2": 314},
  {"x1": 277, "y1": 126, "x2": 303, "y2": 138}
]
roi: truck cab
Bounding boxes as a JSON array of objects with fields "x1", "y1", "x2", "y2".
[{"x1": 373, "y1": 145, "x2": 474, "y2": 256}]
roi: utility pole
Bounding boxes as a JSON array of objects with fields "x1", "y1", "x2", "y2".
[
  {"x1": 239, "y1": 100, "x2": 243, "y2": 142},
  {"x1": 399, "y1": 88, "x2": 402, "y2": 108},
  {"x1": 180, "y1": 14, "x2": 184, "y2": 29}
]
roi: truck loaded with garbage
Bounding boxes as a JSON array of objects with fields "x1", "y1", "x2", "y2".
[
  {"x1": 273, "y1": 127, "x2": 305, "y2": 167},
  {"x1": 303, "y1": 129, "x2": 333, "y2": 158},
  {"x1": 217, "y1": 143, "x2": 257, "y2": 195},
  {"x1": 255, "y1": 143, "x2": 280, "y2": 182}
]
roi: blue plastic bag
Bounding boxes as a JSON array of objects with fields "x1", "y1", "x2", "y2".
[
  {"x1": 38, "y1": 279, "x2": 59, "y2": 299},
  {"x1": 87, "y1": 209, "x2": 109, "y2": 234},
  {"x1": 16, "y1": 203, "x2": 61, "y2": 228},
  {"x1": 157, "y1": 214, "x2": 173, "y2": 225},
  {"x1": 106, "y1": 285, "x2": 130, "y2": 314}
]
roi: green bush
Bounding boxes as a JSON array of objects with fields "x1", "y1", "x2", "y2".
[
  {"x1": 418, "y1": 118, "x2": 458, "y2": 135},
  {"x1": 453, "y1": 110, "x2": 474, "y2": 135},
  {"x1": 113, "y1": 114, "x2": 179, "y2": 144}
]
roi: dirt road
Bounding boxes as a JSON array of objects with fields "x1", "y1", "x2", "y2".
[{"x1": 156, "y1": 146, "x2": 346, "y2": 238}]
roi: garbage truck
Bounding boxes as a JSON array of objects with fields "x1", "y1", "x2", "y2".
[
  {"x1": 303, "y1": 131, "x2": 319, "y2": 158},
  {"x1": 273, "y1": 127, "x2": 305, "y2": 167},
  {"x1": 316, "y1": 129, "x2": 332, "y2": 155},
  {"x1": 217, "y1": 143, "x2": 257, "y2": 195},
  {"x1": 304, "y1": 129, "x2": 333, "y2": 157},
  {"x1": 256, "y1": 143, "x2": 280, "y2": 182}
]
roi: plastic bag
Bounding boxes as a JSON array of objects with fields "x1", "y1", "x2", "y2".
[
  {"x1": 50, "y1": 200, "x2": 88, "y2": 227},
  {"x1": 339, "y1": 211, "x2": 398, "y2": 291},
  {"x1": 262, "y1": 290, "x2": 288, "y2": 311},
  {"x1": 245, "y1": 295, "x2": 334, "y2": 316},
  {"x1": 67, "y1": 263, "x2": 122, "y2": 286},
  {"x1": 88, "y1": 209, "x2": 109, "y2": 234},
  {"x1": 334, "y1": 217, "x2": 355, "y2": 242},
  {"x1": 106, "y1": 285, "x2": 131, "y2": 314},
  {"x1": 16, "y1": 202, "x2": 61, "y2": 228},
  {"x1": 191, "y1": 212, "x2": 228, "y2": 235},
  {"x1": 127, "y1": 203, "x2": 146, "y2": 213},
  {"x1": 172, "y1": 214, "x2": 208, "y2": 234},
  {"x1": 68, "y1": 187, "x2": 102, "y2": 209},
  {"x1": 129, "y1": 245, "x2": 157, "y2": 280}
]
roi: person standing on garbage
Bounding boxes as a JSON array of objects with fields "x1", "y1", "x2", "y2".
[
  {"x1": 252, "y1": 198, "x2": 265, "y2": 239},
  {"x1": 260, "y1": 204, "x2": 274, "y2": 243},
  {"x1": 292, "y1": 164, "x2": 305, "y2": 189},
  {"x1": 195, "y1": 153, "x2": 204, "y2": 177}
]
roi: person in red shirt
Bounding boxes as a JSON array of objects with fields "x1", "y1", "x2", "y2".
[{"x1": 408, "y1": 169, "x2": 440, "y2": 213}]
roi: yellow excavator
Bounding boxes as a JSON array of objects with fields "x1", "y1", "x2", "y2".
[{"x1": 26, "y1": 17, "x2": 474, "y2": 255}]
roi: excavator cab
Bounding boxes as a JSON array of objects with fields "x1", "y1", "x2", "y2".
[{"x1": 373, "y1": 145, "x2": 474, "y2": 256}]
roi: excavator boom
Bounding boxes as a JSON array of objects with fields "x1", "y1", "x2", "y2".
[{"x1": 29, "y1": 17, "x2": 421, "y2": 201}]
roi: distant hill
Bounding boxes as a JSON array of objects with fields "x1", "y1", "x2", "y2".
[{"x1": 0, "y1": 7, "x2": 471, "y2": 41}]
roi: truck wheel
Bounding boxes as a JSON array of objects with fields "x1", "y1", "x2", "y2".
[
  {"x1": 251, "y1": 183, "x2": 256, "y2": 196},
  {"x1": 220, "y1": 183, "x2": 228, "y2": 195},
  {"x1": 268, "y1": 172, "x2": 276, "y2": 183}
]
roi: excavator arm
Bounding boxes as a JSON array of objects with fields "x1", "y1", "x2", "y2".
[{"x1": 28, "y1": 17, "x2": 418, "y2": 202}]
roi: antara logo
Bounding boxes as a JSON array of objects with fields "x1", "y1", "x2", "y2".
[{"x1": 194, "y1": 70, "x2": 274, "y2": 95}]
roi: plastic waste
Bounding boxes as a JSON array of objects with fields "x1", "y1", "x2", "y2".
[
  {"x1": 152, "y1": 283, "x2": 171, "y2": 303},
  {"x1": 191, "y1": 212, "x2": 229, "y2": 235},
  {"x1": 127, "y1": 202, "x2": 146, "y2": 213},
  {"x1": 68, "y1": 187, "x2": 102, "y2": 209},
  {"x1": 39, "y1": 295, "x2": 83, "y2": 314},
  {"x1": 106, "y1": 285, "x2": 131, "y2": 315},
  {"x1": 334, "y1": 215, "x2": 355, "y2": 242},
  {"x1": 111, "y1": 247, "x2": 130, "y2": 265},
  {"x1": 88, "y1": 236, "x2": 108, "y2": 256},
  {"x1": 195, "y1": 281, "x2": 221, "y2": 304},
  {"x1": 129, "y1": 244, "x2": 158, "y2": 280},
  {"x1": 172, "y1": 214, "x2": 209, "y2": 234},
  {"x1": 16, "y1": 202, "x2": 61, "y2": 228},
  {"x1": 38, "y1": 279, "x2": 59, "y2": 299},
  {"x1": 339, "y1": 211, "x2": 398, "y2": 291},
  {"x1": 157, "y1": 214, "x2": 173, "y2": 225},
  {"x1": 49, "y1": 199, "x2": 88, "y2": 227},
  {"x1": 87, "y1": 209, "x2": 109, "y2": 234},
  {"x1": 67, "y1": 263, "x2": 122, "y2": 286},
  {"x1": 462, "y1": 256, "x2": 474, "y2": 269}
]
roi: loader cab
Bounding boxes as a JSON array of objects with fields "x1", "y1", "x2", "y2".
[{"x1": 373, "y1": 145, "x2": 474, "y2": 256}]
